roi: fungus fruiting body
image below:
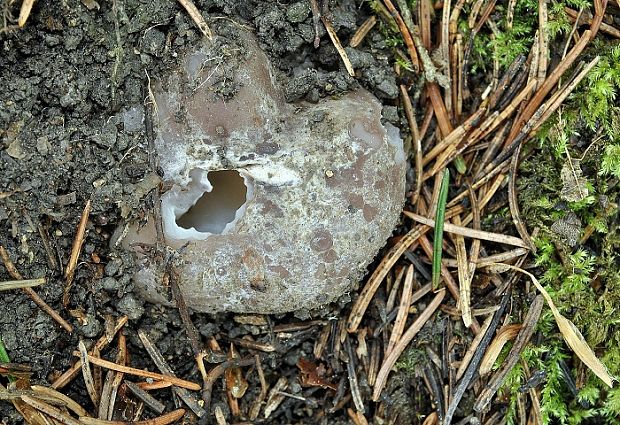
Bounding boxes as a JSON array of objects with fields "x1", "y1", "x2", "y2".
[{"x1": 122, "y1": 23, "x2": 406, "y2": 314}]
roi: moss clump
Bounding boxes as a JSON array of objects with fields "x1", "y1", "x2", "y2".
[{"x1": 513, "y1": 38, "x2": 620, "y2": 424}]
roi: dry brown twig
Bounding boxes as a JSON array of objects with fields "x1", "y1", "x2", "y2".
[
  {"x1": 321, "y1": 15, "x2": 355, "y2": 76},
  {"x1": 0, "y1": 245, "x2": 74, "y2": 333},
  {"x1": 177, "y1": 0, "x2": 212, "y2": 39},
  {"x1": 372, "y1": 289, "x2": 446, "y2": 401},
  {"x1": 53, "y1": 315, "x2": 128, "y2": 389},
  {"x1": 63, "y1": 199, "x2": 92, "y2": 307}
]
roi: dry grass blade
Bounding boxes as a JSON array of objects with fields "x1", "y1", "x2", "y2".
[
  {"x1": 347, "y1": 225, "x2": 429, "y2": 333},
  {"x1": 20, "y1": 395, "x2": 83, "y2": 425},
  {"x1": 372, "y1": 289, "x2": 445, "y2": 401},
  {"x1": 28, "y1": 386, "x2": 86, "y2": 417},
  {"x1": 0, "y1": 277, "x2": 45, "y2": 291},
  {"x1": 405, "y1": 211, "x2": 530, "y2": 248},
  {"x1": 488, "y1": 264, "x2": 615, "y2": 387},
  {"x1": 18, "y1": 0, "x2": 35, "y2": 27}
]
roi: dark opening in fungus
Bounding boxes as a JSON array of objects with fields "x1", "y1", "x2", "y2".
[{"x1": 176, "y1": 170, "x2": 249, "y2": 234}]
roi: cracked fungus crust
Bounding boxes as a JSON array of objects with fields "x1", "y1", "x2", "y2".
[{"x1": 122, "y1": 23, "x2": 406, "y2": 314}]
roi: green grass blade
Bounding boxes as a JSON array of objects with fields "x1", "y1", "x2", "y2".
[
  {"x1": 0, "y1": 336, "x2": 10, "y2": 363},
  {"x1": 0, "y1": 335, "x2": 16, "y2": 382},
  {"x1": 432, "y1": 169, "x2": 450, "y2": 289}
]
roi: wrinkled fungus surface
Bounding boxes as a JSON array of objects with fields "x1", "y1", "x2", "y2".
[{"x1": 122, "y1": 22, "x2": 406, "y2": 314}]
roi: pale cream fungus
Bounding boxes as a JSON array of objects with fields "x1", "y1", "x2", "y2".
[{"x1": 121, "y1": 22, "x2": 406, "y2": 314}]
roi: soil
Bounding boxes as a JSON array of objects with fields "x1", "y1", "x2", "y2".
[{"x1": 0, "y1": 1, "x2": 408, "y2": 423}]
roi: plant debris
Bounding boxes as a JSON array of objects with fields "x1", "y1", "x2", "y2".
[{"x1": 2, "y1": 0, "x2": 619, "y2": 424}]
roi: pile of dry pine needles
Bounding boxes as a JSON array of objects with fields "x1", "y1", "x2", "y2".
[{"x1": 2, "y1": 0, "x2": 619, "y2": 424}]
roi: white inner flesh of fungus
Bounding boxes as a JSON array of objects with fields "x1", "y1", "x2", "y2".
[{"x1": 161, "y1": 169, "x2": 254, "y2": 241}]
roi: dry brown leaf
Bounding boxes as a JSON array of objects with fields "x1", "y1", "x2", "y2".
[
  {"x1": 560, "y1": 158, "x2": 589, "y2": 202},
  {"x1": 297, "y1": 358, "x2": 338, "y2": 391},
  {"x1": 488, "y1": 264, "x2": 614, "y2": 387},
  {"x1": 479, "y1": 324, "x2": 522, "y2": 375}
]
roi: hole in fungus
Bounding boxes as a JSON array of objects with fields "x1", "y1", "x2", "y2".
[{"x1": 176, "y1": 170, "x2": 250, "y2": 234}]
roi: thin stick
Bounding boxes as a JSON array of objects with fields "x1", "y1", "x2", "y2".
[
  {"x1": 64, "y1": 199, "x2": 91, "y2": 306},
  {"x1": 79, "y1": 409, "x2": 186, "y2": 425},
  {"x1": 347, "y1": 225, "x2": 430, "y2": 333},
  {"x1": 404, "y1": 211, "x2": 530, "y2": 248},
  {"x1": 79, "y1": 340, "x2": 100, "y2": 408},
  {"x1": 321, "y1": 16, "x2": 355, "y2": 76},
  {"x1": 74, "y1": 353, "x2": 201, "y2": 391},
  {"x1": 386, "y1": 266, "x2": 414, "y2": 357},
  {"x1": 372, "y1": 289, "x2": 445, "y2": 401},
  {"x1": 18, "y1": 0, "x2": 35, "y2": 27},
  {"x1": 0, "y1": 278, "x2": 45, "y2": 291},
  {"x1": 52, "y1": 315, "x2": 127, "y2": 389},
  {"x1": 474, "y1": 295, "x2": 544, "y2": 411},
  {"x1": 350, "y1": 16, "x2": 377, "y2": 48},
  {"x1": 309, "y1": 0, "x2": 322, "y2": 47},
  {"x1": 0, "y1": 246, "x2": 74, "y2": 333},
  {"x1": 177, "y1": 0, "x2": 212, "y2": 39}
]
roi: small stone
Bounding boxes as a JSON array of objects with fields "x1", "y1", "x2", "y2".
[
  {"x1": 122, "y1": 106, "x2": 144, "y2": 133},
  {"x1": 117, "y1": 294, "x2": 145, "y2": 320},
  {"x1": 105, "y1": 258, "x2": 122, "y2": 276},
  {"x1": 101, "y1": 277, "x2": 119, "y2": 291},
  {"x1": 286, "y1": 2, "x2": 309, "y2": 23},
  {"x1": 7, "y1": 139, "x2": 25, "y2": 159},
  {"x1": 36, "y1": 136, "x2": 50, "y2": 155}
]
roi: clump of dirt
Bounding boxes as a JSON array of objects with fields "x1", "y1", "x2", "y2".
[{"x1": 0, "y1": 1, "x2": 402, "y2": 423}]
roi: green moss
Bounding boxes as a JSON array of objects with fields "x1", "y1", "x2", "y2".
[{"x1": 514, "y1": 37, "x2": 620, "y2": 424}]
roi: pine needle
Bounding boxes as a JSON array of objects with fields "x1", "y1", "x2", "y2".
[{"x1": 432, "y1": 169, "x2": 450, "y2": 289}]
